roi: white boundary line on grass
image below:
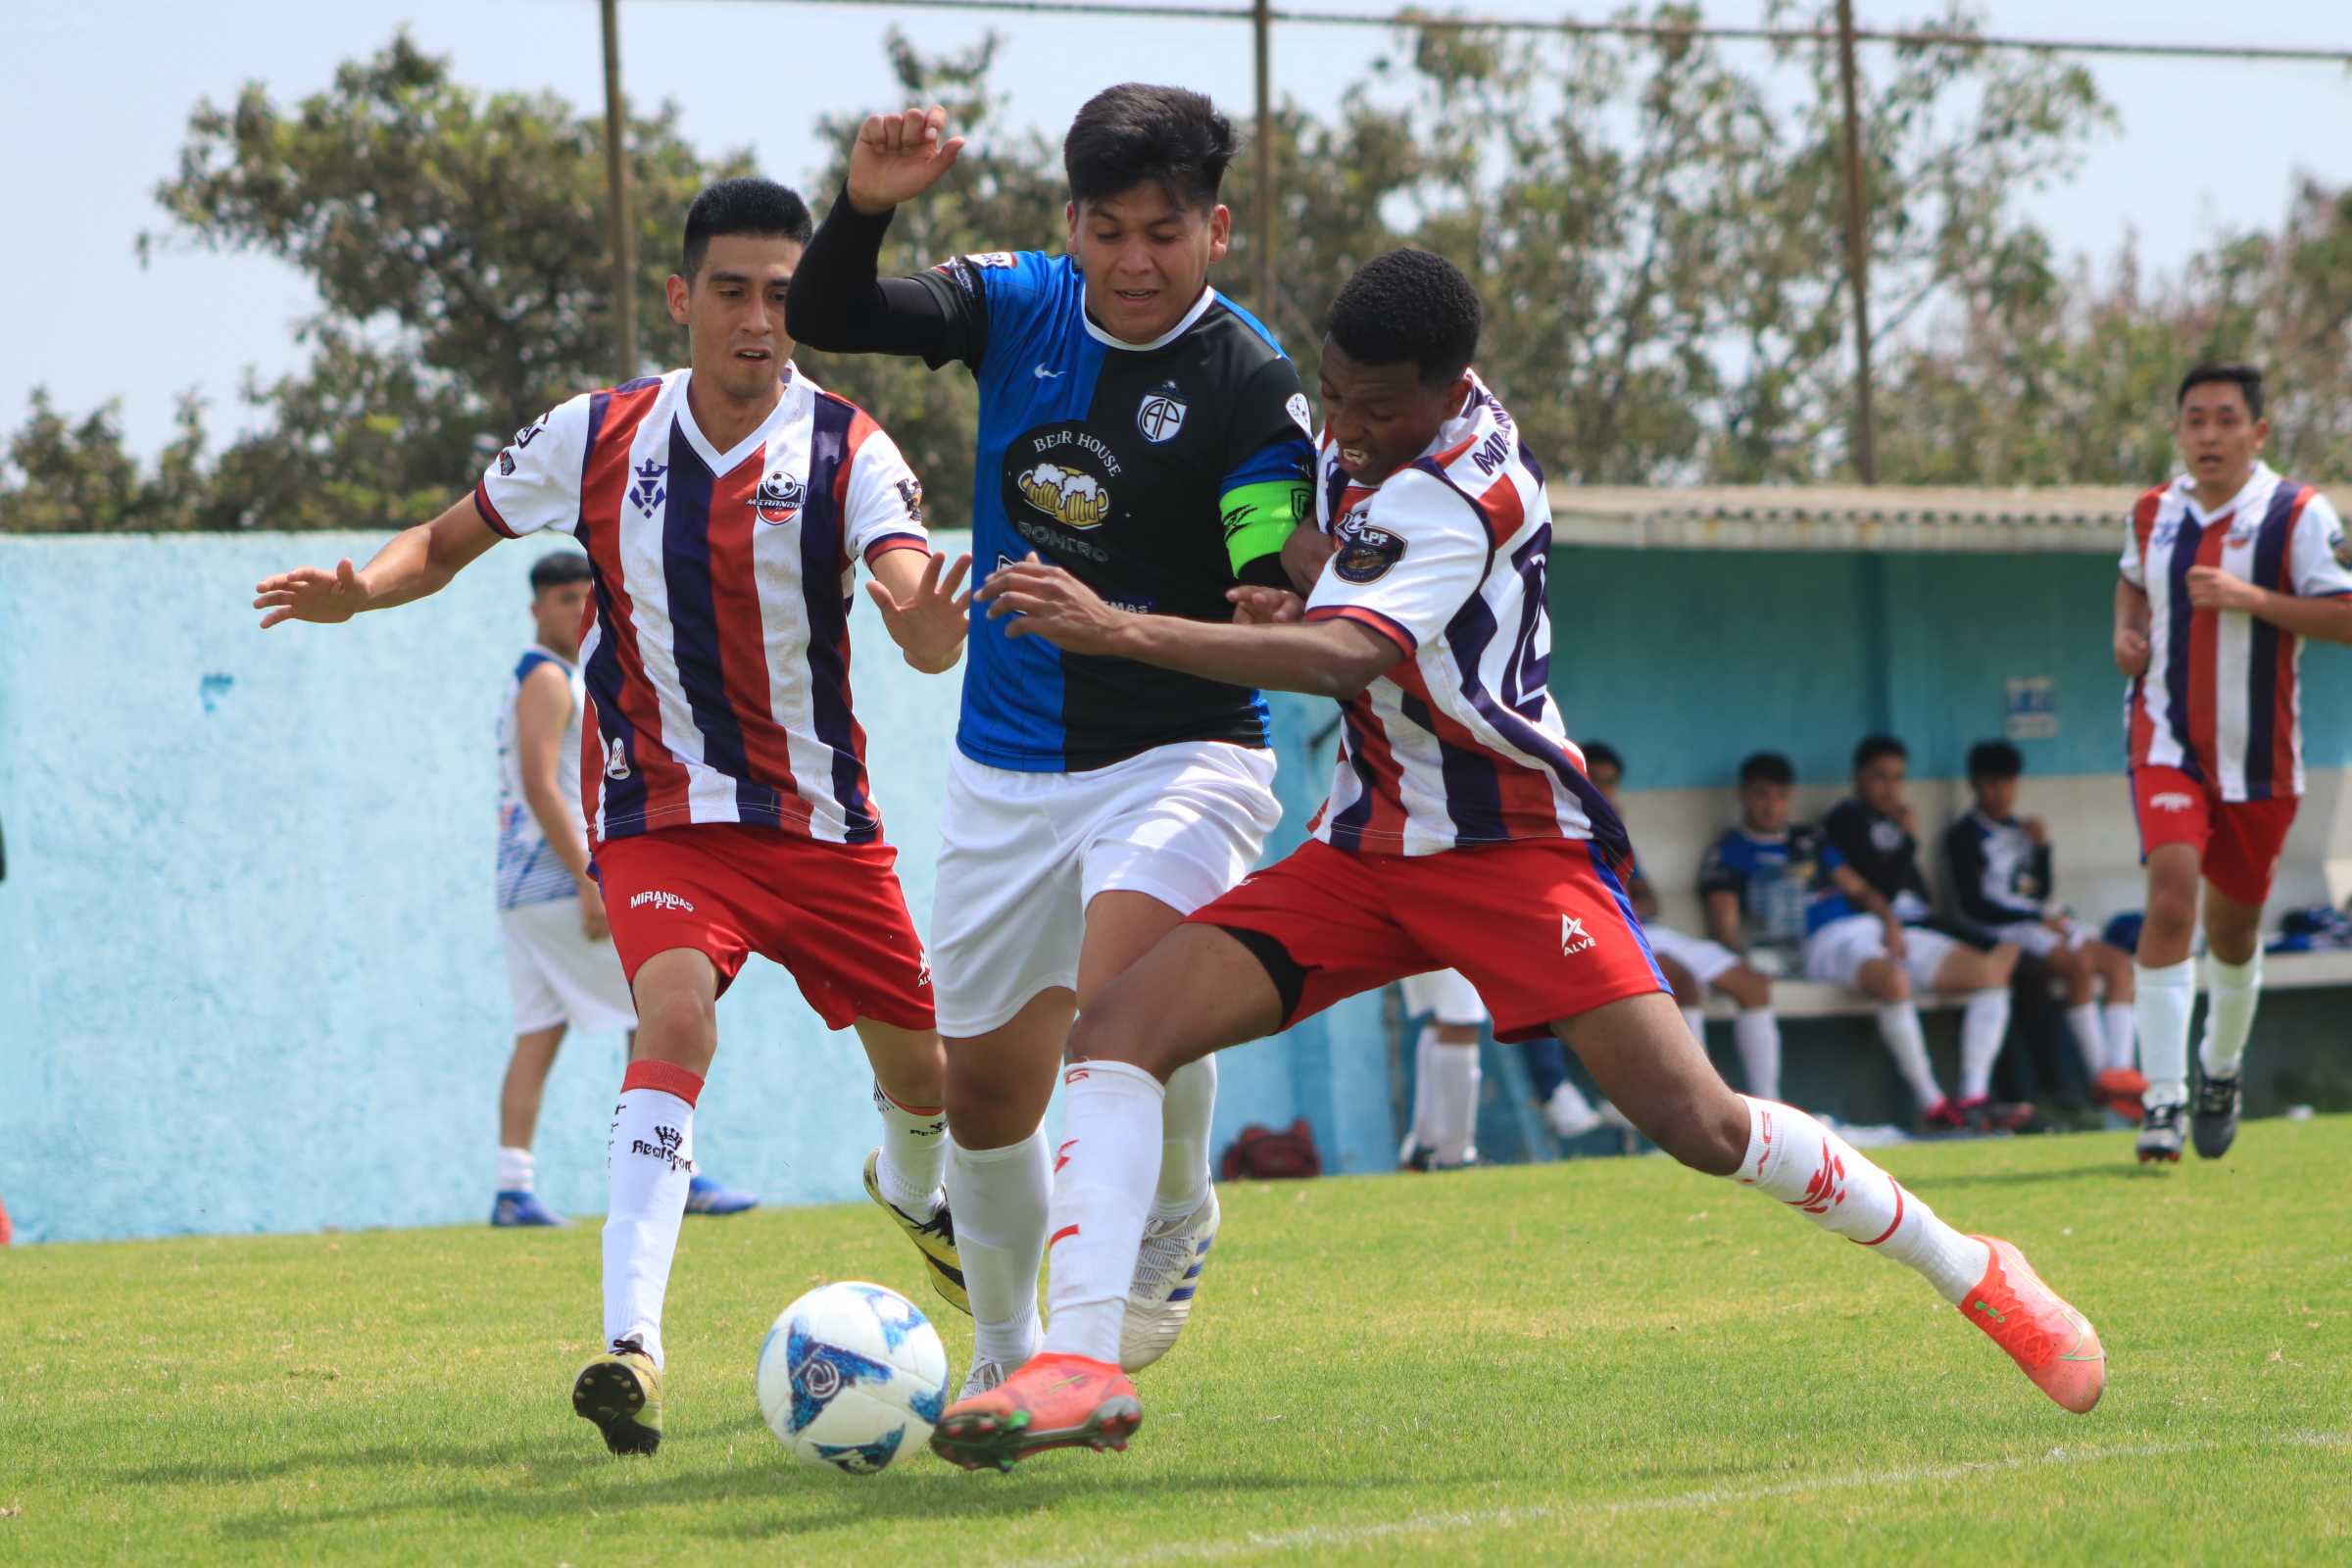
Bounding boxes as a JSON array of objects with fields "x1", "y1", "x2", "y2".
[{"x1": 1006, "y1": 1432, "x2": 2347, "y2": 1566}]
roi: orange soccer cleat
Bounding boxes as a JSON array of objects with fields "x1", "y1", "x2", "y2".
[
  {"x1": 928, "y1": 1351, "x2": 1142, "y2": 1472},
  {"x1": 2092, "y1": 1067, "x2": 2148, "y2": 1120},
  {"x1": 1960, "y1": 1236, "x2": 2105, "y2": 1413}
]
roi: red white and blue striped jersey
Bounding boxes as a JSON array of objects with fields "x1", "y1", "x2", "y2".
[
  {"x1": 475, "y1": 367, "x2": 929, "y2": 846},
  {"x1": 2120, "y1": 463, "x2": 2352, "y2": 801},
  {"x1": 1300, "y1": 373, "x2": 1629, "y2": 860}
]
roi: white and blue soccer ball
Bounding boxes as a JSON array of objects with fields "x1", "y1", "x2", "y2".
[{"x1": 756, "y1": 1281, "x2": 949, "y2": 1475}]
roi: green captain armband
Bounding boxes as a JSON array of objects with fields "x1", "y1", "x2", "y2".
[{"x1": 1219, "y1": 479, "x2": 1310, "y2": 574}]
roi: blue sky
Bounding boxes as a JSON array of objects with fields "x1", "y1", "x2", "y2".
[{"x1": 4, "y1": 0, "x2": 2347, "y2": 459}]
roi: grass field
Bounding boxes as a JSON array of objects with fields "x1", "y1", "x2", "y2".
[{"x1": 8, "y1": 1118, "x2": 2349, "y2": 1566}]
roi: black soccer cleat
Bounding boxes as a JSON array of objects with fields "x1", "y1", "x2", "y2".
[
  {"x1": 2136, "y1": 1102, "x2": 2184, "y2": 1164},
  {"x1": 2190, "y1": 1074, "x2": 2240, "y2": 1160}
]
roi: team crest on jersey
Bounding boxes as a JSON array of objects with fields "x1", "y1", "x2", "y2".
[
  {"x1": 1286, "y1": 392, "x2": 1315, "y2": 439},
  {"x1": 965, "y1": 251, "x2": 1016, "y2": 269},
  {"x1": 896, "y1": 476, "x2": 924, "y2": 523},
  {"x1": 630, "y1": 458, "x2": 668, "y2": 517},
  {"x1": 1137, "y1": 382, "x2": 1189, "y2": 444},
  {"x1": 755, "y1": 471, "x2": 807, "y2": 524},
  {"x1": 498, "y1": 450, "x2": 516, "y2": 476},
  {"x1": 1016, "y1": 462, "x2": 1111, "y2": 529},
  {"x1": 1331, "y1": 506, "x2": 1406, "y2": 583}
]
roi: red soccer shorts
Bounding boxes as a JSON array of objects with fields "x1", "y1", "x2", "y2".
[
  {"x1": 1189, "y1": 836, "x2": 1668, "y2": 1044},
  {"x1": 594, "y1": 823, "x2": 934, "y2": 1031},
  {"x1": 2131, "y1": 765, "x2": 2298, "y2": 906}
]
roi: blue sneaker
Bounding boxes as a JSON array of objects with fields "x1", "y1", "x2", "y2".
[
  {"x1": 490, "y1": 1190, "x2": 570, "y2": 1228},
  {"x1": 684, "y1": 1173, "x2": 759, "y2": 1216}
]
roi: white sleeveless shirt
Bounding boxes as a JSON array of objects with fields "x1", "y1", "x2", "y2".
[{"x1": 495, "y1": 645, "x2": 586, "y2": 909}]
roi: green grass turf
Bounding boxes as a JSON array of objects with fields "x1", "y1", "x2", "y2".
[{"x1": 7, "y1": 1118, "x2": 2349, "y2": 1567}]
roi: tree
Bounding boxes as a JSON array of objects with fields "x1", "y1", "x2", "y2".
[
  {"x1": 146, "y1": 30, "x2": 748, "y2": 528},
  {"x1": 0, "y1": 388, "x2": 209, "y2": 533}
]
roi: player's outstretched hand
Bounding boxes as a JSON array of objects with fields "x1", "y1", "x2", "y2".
[
  {"x1": 1228, "y1": 585, "x2": 1305, "y2": 624},
  {"x1": 866, "y1": 549, "x2": 972, "y2": 674},
  {"x1": 254, "y1": 559, "x2": 368, "y2": 628},
  {"x1": 977, "y1": 554, "x2": 1130, "y2": 656},
  {"x1": 846, "y1": 106, "x2": 966, "y2": 215}
]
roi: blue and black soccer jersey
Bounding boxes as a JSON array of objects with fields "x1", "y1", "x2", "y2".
[
  {"x1": 1939, "y1": 808, "x2": 2051, "y2": 936},
  {"x1": 790, "y1": 205, "x2": 1316, "y2": 772},
  {"x1": 1697, "y1": 824, "x2": 1821, "y2": 948}
]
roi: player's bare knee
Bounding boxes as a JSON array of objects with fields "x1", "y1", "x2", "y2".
[{"x1": 1717, "y1": 966, "x2": 1771, "y2": 1009}]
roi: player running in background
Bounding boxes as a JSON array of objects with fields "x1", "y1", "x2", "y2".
[
  {"x1": 934, "y1": 249, "x2": 2103, "y2": 1467},
  {"x1": 489, "y1": 552, "x2": 757, "y2": 1227},
  {"x1": 255, "y1": 179, "x2": 970, "y2": 1456},
  {"x1": 1396, "y1": 970, "x2": 1486, "y2": 1170},
  {"x1": 1803, "y1": 736, "x2": 2023, "y2": 1131},
  {"x1": 788, "y1": 87, "x2": 1314, "y2": 1392},
  {"x1": 1940, "y1": 740, "x2": 2142, "y2": 1117},
  {"x1": 1581, "y1": 743, "x2": 1784, "y2": 1103},
  {"x1": 2116, "y1": 362, "x2": 2352, "y2": 1161}
]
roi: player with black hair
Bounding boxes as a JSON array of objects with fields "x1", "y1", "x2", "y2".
[
  {"x1": 255, "y1": 175, "x2": 972, "y2": 1456},
  {"x1": 941, "y1": 248, "x2": 2103, "y2": 1469},
  {"x1": 787, "y1": 86, "x2": 1316, "y2": 1396},
  {"x1": 1804, "y1": 736, "x2": 2024, "y2": 1131},
  {"x1": 2115, "y1": 361, "x2": 2352, "y2": 1160},
  {"x1": 1940, "y1": 741, "x2": 2141, "y2": 1114}
]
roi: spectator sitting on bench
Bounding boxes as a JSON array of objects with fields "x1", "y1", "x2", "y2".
[
  {"x1": 1694, "y1": 750, "x2": 1821, "y2": 1101},
  {"x1": 1581, "y1": 744, "x2": 1785, "y2": 1102},
  {"x1": 1804, "y1": 735, "x2": 2025, "y2": 1132},
  {"x1": 1941, "y1": 740, "x2": 2144, "y2": 1116}
]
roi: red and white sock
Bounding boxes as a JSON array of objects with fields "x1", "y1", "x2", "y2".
[
  {"x1": 870, "y1": 1081, "x2": 948, "y2": 1215},
  {"x1": 1875, "y1": 1001, "x2": 1945, "y2": 1110},
  {"x1": 603, "y1": 1059, "x2": 701, "y2": 1368},
  {"x1": 1957, "y1": 988, "x2": 2012, "y2": 1102},
  {"x1": 946, "y1": 1129, "x2": 1050, "y2": 1367},
  {"x1": 1733, "y1": 1096, "x2": 1987, "y2": 1302},
  {"x1": 1733, "y1": 1008, "x2": 1781, "y2": 1102},
  {"x1": 1041, "y1": 1060, "x2": 1165, "y2": 1367}
]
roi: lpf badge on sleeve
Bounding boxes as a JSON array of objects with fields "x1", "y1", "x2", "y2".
[{"x1": 1332, "y1": 507, "x2": 1406, "y2": 583}]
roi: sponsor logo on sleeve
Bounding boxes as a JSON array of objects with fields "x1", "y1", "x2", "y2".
[
  {"x1": 498, "y1": 450, "x2": 516, "y2": 476},
  {"x1": 603, "y1": 736, "x2": 633, "y2": 781},
  {"x1": 1286, "y1": 392, "x2": 1314, "y2": 439},
  {"x1": 754, "y1": 471, "x2": 807, "y2": 524},
  {"x1": 895, "y1": 476, "x2": 923, "y2": 524},
  {"x1": 1331, "y1": 506, "x2": 1406, "y2": 584},
  {"x1": 1136, "y1": 382, "x2": 1189, "y2": 444}
]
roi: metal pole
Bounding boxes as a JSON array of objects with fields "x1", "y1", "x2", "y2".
[
  {"x1": 1836, "y1": 0, "x2": 1877, "y2": 484},
  {"x1": 1252, "y1": 0, "x2": 1276, "y2": 322},
  {"x1": 601, "y1": 0, "x2": 637, "y2": 384}
]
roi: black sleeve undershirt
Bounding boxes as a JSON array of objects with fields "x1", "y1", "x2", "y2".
[{"x1": 785, "y1": 191, "x2": 956, "y2": 367}]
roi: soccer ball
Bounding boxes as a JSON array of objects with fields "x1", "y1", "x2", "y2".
[{"x1": 756, "y1": 1281, "x2": 949, "y2": 1475}]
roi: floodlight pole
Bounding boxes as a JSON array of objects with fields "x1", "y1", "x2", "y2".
[
  {"x1": 602, "y1": 0, "x2": 637, "y2": 385},
  {"x1": 1252, "y1": 0, "x2": 1277, "y2": 322},
  {"x1": 1836, "y1": 0, "x2": 1878, "y2": 484}
]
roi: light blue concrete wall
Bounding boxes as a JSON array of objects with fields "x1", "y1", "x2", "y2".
[
  {"x1": 0, "y1": 532, "x2": 1396, "y2": 1243},
  {"x1": 1548, "y1": 547, "x2": 2352, "y2": 788}
]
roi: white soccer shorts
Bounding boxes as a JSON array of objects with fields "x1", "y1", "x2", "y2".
[
  {"x1": 1398, "y1": 968, "x2": 1488, "y2": 1026},
  {"x1": 500, "y1": 898, "x2": 639, "y2": 1036},
  {"x1": 930, "y1": 741, "x2": 1281, "y2": 1038},
  {"x1": 1980, "y1": 916, "x2": 2088, "y2": 960},
  {"x1": 1803, "y1": 910, "x2": 1961, "y2": 994},
  {"x1": 1641, "y1": 922, "x2": 1743, "y2": 988}
]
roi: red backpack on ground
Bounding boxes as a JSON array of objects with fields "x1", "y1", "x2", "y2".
[{"x1": 1219, "y1": 1118, "x2": 1324, "y2": 1181}]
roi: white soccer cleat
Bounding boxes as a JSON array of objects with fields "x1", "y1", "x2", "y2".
[{"x1": 1121, "y1": 1188, "x2": 1220, "y2": 1372}]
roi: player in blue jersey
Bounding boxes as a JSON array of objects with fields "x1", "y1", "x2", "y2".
[{"x1": 789, "y1": 86, "x2": 1315, "y2": 1395}]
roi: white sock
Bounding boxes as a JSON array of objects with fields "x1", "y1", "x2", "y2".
[
  {"x1": 1734, "y1": 1007, "x2": 1782, "y2": 1102},
  {"x1": 1876, "y1": 1001, "x2": 1944, "y2": 1110},
  {"x1": 2134, "y1": 959, "x2": 2196, "y2": 1109},
  {"x1": 1152, "y1": 1056, "x2": 1216, "y2": 1222},
  {"x1": 1681, "y1": 1004, "x2": 1708, "y2": 1046},
  {"x1": 1410, "y1": 1027, "x2": 1441, "y2": 1149},
  {"x1": 2102, "y1": 1002, "x2": 2137, "y2": 1074},
  {"x1": 602, "y1": 1061, "x2": 702, "y2": 1368},
  {"x1": 871, "y1": 1081, "x2": 947, "y2": 1214},
  {"x1": 1427, "y1": 1040, "x2": 1481, "y2": 1167},
  {"x1": 946, "y1": 1129, "x2": 1050, "y2": 1366},
  {"x1": 497, "y1": 1145, "x2": 535, "y2": 1194},
  {"x1": 1733, "y1": 1096, "x2": 1989, "y2": 1303},
  {"x1": 2064, "y1": 1004, "x2": 2106, "y2": 1084},
  {"x1": 1041, "y1": 1060, "x2": 1165, "y2": 1366},
  {"x1": 2199, "y1": 952, "x2": 2262, "y2": 1081},
  {"x1": 1958, "y1": 988, "x2": 2012, "y2": 1102}
]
